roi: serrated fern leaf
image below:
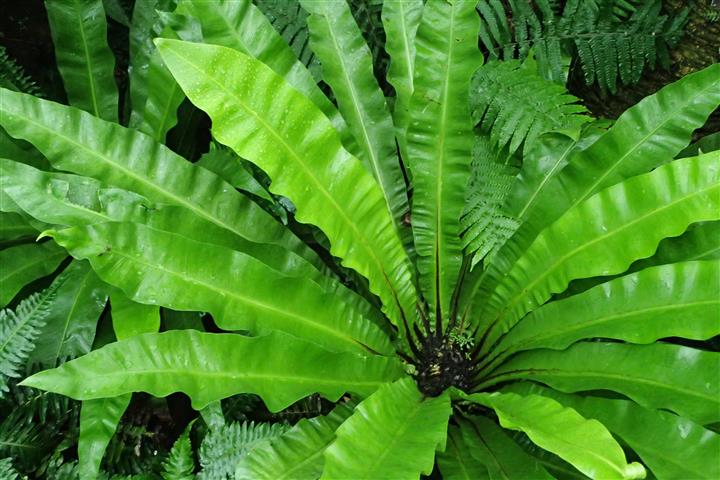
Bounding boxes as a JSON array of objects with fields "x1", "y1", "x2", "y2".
[
  {"x1": 162, "y1": 423, "x2": 195, "y2": 480},
  {"x1": 461, "y1": 137, "x2": 520, "y2": 269},
  {"x1": 0, "y1": 46, "x2": 42, "y2": 97},
  {"x1": 198, "y1": 421, "x2": 288, "y2": 479},
  {"x1": 0, "y1": 458, "x2": 20, "y2": 480},
  {"x1": 471, "y1": 59, "x2": 591, "y2": 155},
  {"x1": 0, "y1": 288, "x2": 57, "y2": 396},
  {"x1": 476, "y1": 0, "x2": 688, "y2": 91}
]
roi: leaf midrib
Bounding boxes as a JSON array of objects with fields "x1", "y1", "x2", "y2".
[
  {"x1": 486, "y1": 368, "x2": 718, "y2": 403},
  {"x1": 493, "y1": 181, "x2": 719, "y2": 333},
  {"x1": 11, "y1": 110, "x2": 253, "y2": 244},
  {"x1": 105, "y1": 242, "x2": 367, "y2": 353},
  {"x1": 163, "y1": 45, "x2": 408, "y2": 320}
]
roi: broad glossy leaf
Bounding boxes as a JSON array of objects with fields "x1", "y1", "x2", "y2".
[
  {"x1": 506, "y1": 383, "x2": 720, "y2": 480},
  {"x1": 488, "y1": 261, "x2": 720, "y2": 369},
  {"x1": 405, "y1": 0, "x2": 482, "y2": 319},
  {"x1": 176, "y1": 0, "x2": 351, "y2": 147},
  {"x1": 0, "y1": 89, "x2": 312, "y2": 258},
  {"x1": 0, "y1": 242, "x2": 66, "y2": 307},
  {"x1": 549, "y1": 63, "x2": 720, "y2": 218},
  {"x1": 0, "y1": 159, "x2": 151, "y2": 226},
  {"x1": 0, "y1": 212, "x2": 36, "y2": 242},
  {"x1": 504, "y1": 133, "x2": 578, "y2": 220},
  {"x1": 554, "y1": 221, "x2": 720, "y2": 300},
  {"x1": 78, "y1": 291, "x2": 160, "y2": 480},
  {"x1": 49, "y1": 222, "x2": 393, "y2": 355},
  {"x1": 477, "y1": 65, "x2": 720, "y2": 322},
  {"x1": 132, "y1": 19, "x2": 188, "y2": 142},
  {"x1": 28, "y1": 260, "x2": 107, "y2": 366},
  {"x1": 457, "y1": 415, "x2": 553, "y2": 479},
  {"x1": 0, "y1": 159, "x2": 334, "y2": 289},
  {"x1": 236, "y1": 402, "x2": 354, "y2": 480},
  {"x1": 481, "y1": 152, "x2": 720, "y2": 350},
  {"x1": 381, "y1": 0, "x2": 423, "y2": 163},
  {"x1": 483, "y1": 342, "x2": 720, "y2": 425},
  {"x1": 128, "y1": 0, "x2": 175, "y2": 125},
  {"x1": 0, "y1": 127, "x2": 49, "y2": 170},
  {"x1": 460, "y1": 391, "x2": 645, "y2": 479},
  {"x1": 156, "y1": 39, "x2": 416, "y2": 329},
  {"x1": 322, "y1": 377, "x2": 451, "y2": 480},
  {"x1": 20, "y1": 330, "x2": 404, "y2": 410},
  {"x1": 634, "y1": 221, "x2": 720, "y2": 265},
  {"x1": 302, "y1": 0, "x2": 408, "y2": 227},
  {"x1": 195, "y1": 147, "x2": 271, "y2": 201},
  {"x1": 110, "y1": 290, "x2": 161, "y2": 340},
  {"x1": 437, "y1": 426, "x2": 491, "y2": 480},
  {"x1": 78, "y1": 396, "x2": 129, "y2": 480},
  {"x1": 45, "y1": 0, "x2": 118, "y2": 121}
]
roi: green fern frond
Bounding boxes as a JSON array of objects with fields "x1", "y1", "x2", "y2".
[
  {"x1": 0, "y1": 288, "x2": 57, "y2": 396},
  {"x1": 0, "y1": 458, "x2": 20, "y2": 480},
  {"x1": 476, "y1": 0, "x2": 688, "y2": 91},
  {"x1": 198, "y1": 421, "x2": 288, "y2": 479},
  {"x1": 161, "y1": 423, "x2": 195, "y2": 480},
  {"x1": 0, "y1": 46, "x2": 42, "y2": 97},
  {"x1": 460, "y1": 137, "x2": 520, "y2": 269},
  {"x1": 471, "y1": 58, "x2": 591, "y2": 154}
]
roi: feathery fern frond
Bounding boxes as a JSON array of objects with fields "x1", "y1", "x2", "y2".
[
  {"x1": 0, "y1": 458, "x2": 20, "y2": 480},
  {"x1": 476, "y1": 0, "x2": 688, "y2": 91},
  {"x1": 471, "y1": 58, "x2": 591, "y2": 155},
  {"x1": 0, "y1": 288, "x2": 57, "y2": 396},
  {"x1": 0, "y1": 46, "x2": 42, "y2": 97},
  {"x1": 460, "y1": 137, "x2": 520, "y2": 269},
  {"x1": 161, "y1": 423, "x2": 195, "y2": 480},
  {"x1": 0, "y1": 380, "x2": 80, "y2": 474},
  {"x1": 198, "y1": 420, "x2": 288, "y2": 479}
]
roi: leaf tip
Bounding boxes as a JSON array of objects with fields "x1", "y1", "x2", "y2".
[{"x1": 624, "y1": 462, "x2": 647, "y2": 479}]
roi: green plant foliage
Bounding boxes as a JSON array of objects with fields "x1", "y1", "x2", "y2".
[
  {"x1": 0, "y1": 457, "x2": 20, "y2": 479},
  {"x1": 406, "y1": 0, "x2": 483, "y2": 321},
  {"x1": 235, "y1": 401, "x2": 354, "y2": 479},
  {"x1": 0, "y1": 46, "x2": 42, "y2": 96},
  {"x1": 20, "y1": 330, "x2": 403, "y2": 410},
  {"x1": 1, "y1": 2, "x2": 719, "y2": 478},
  {"x1": 0, "y1": 242, "x2": 66, "y2": 308},
  {"x1": 459, "y1": 136, "x2": 519, "y2": 268},
  {"x1": 255, "y1": 0, "x2": 322, "y2": 80},
  {"x1": 0, "y1": 288, "x2": 57, "y2": 395},
  {"x1": 322, "y1": 378, "x2": 451, "y2": 479},
  {"x1": 476, "y1": 0, "x2": 688, "y2": 91},
  {"x1": 470, "y1": 58, "x2": 591, "y2": 154},
  {"x1": 45, "y1": 0, "x2": 119, "y2": 120},
  {"x1": 161, "y1": 423, "x2": 195, "y2": 480},
  {"x1": 198, "y1": 420, "x2": 287, "y2": 479}
]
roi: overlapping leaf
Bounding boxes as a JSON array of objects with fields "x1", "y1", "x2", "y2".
[
  {"x1": 156, "y1": 39, "x2": 416, "y2": 330},
  {"x1": 483, "y1": 342, "x2": 720, "y2": 425},
  {"x1": 480, "y1": 152, "x2": 720, "y2": 350},
  {"x1": 405, "y1": 0, "x2": 483, "y2": 320},
  {"x1": 322, "y1": 377, "x2": 451, "y2": 479}
]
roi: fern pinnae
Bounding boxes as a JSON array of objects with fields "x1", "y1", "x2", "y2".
[
  {"x1": 0, "y1": 287, "x2": 58, "y2": 396},
  {"x1": 0, "y1": 47, "x2": 42, "y2": 97},
  {"x1": 470, "y1": 59, "x2": 591, "y2": 155},
  {"x1": 162, "y1": 422, "x2": 196, "y2": 480},
  {"x1": 198, "y1": 420, "x2": 288, "y2": 479},
  {"x1": 475, "y1": 0, "x2": 688, "y2": 91}
]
